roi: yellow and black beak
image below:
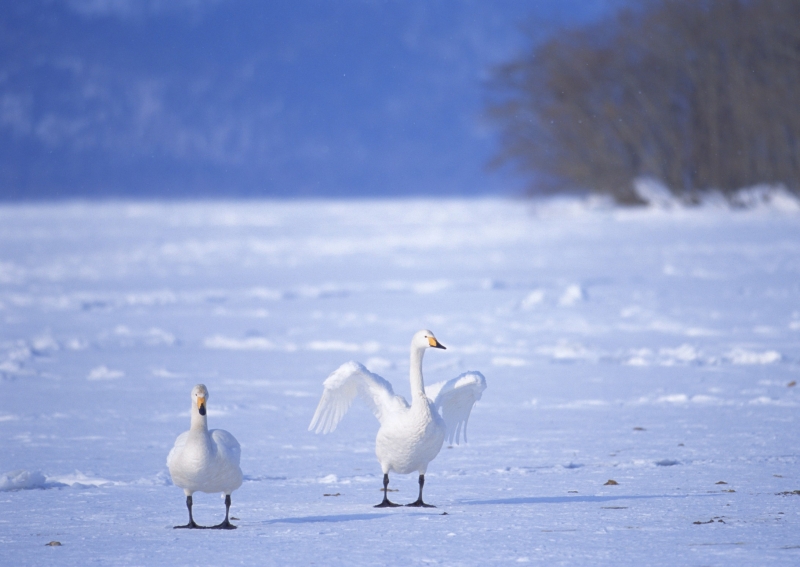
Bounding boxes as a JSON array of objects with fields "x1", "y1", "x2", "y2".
[
  {"x1": 428, "y1": 336, "x2": 446, "y2": 350},
  {"x1": 197, "y1": 396, "x2": 206, "y2": 416}
]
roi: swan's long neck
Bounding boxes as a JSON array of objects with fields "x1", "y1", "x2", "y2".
[
  {"x1": 190, "y1": 405, "x2": 208, "y2": 432},
  {"x1": 409, "y1": 345, "x2": 426, "y2": 402}
]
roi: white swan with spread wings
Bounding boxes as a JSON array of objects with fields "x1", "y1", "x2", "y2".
[{"x1": 309, "y1": 330, "x2": 486, "y2": 507}]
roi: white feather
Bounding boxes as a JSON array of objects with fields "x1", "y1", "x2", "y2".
[
  {"x1": 309, "y1": 330, "x2": 488, "y2": 495},
  {"x1": 167, "y1": 385, "x2": 243, "y2": 496},
  {"x1": 309, "y1": 361, "x2": 408, "y2": 434},
  {"x1": 426, "y1": 371, "x2": 487, "y2": 445}
]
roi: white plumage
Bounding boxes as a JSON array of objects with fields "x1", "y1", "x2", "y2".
[
  {"x1": 309, "y1": 330, "x2": 486, "y2": 507},
  {"x1": 167, "y1": 384, "x2": 243, "y2": 529}
]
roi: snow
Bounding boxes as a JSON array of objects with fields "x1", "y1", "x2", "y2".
[{"x1": 1, "y1": 197, "x2": 799, "y2": 565}]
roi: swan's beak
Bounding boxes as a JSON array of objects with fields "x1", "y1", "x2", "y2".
[
  {"x1": 197, "y1": 396, "x2": 207, "y2": 416},
  {"x1": 428, "y1": 337, "x2": 446, "y2": 349}
]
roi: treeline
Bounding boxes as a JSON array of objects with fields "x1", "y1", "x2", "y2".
[{"x1": 488, "y1": 0, "x2": 800, "y2": 203}]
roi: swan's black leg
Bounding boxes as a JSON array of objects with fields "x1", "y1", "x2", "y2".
[
  {"x1": 174, "y1": 494, "x2": 203, "y2": 528},
  {"x1": 210, "y1": 494, "x2": 237, "y2": 530},
  {"x1": 374, "y1": 473, "x2": 401, "y2": 508},
  {"x1": 406, "y1": 474, "x2": 435, "y2": 507}
]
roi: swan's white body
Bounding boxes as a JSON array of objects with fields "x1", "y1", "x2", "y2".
[
  {"x1": 309, "y1": 330, "x2": 486, "y2": 490},
  {"x1": 167, "y1": 385, "x2": 243, "y2": 497}
]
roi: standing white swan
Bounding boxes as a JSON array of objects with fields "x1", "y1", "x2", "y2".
[
  {"x1": 309, "y1": 330, "x2": 486, "y2": 507},
  {"x1": 167, "y1": 384, "x2": 243, "y2": 529}
]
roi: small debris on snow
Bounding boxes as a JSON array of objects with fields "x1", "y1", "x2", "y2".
[
  {"x1": 655, "y1": 459, "x2": 680, "y2": 467},
  {"x1": 633, "y1": 427, "x2": 646, "y2": 431},
  {"x1": 323, "y1": 493, "x2": 341, "y2": 497},
  {"x1": 788, "y1": 381, "x2": 796, "y2": 387},
  {"x1": 776, "y1": 490, "x2": 800, "y2": 496},
  {"x1": 45, "y1": 541, "x2": 62, "y2": 546},
  {"x1": 715, "y1": 481, "x2": 728, "y2": 485},
  {"x1": 604, "y1": 479, "x2": 619, "y2": 486}
]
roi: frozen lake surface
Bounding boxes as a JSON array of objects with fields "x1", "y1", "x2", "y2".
[{"x1": 1, "y1": 197, "x2": 799, "y2": 565}]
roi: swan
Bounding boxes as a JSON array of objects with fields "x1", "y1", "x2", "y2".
[
  {"x1": 167, "y1": 384, "x2": 243, "y2": 529},
  {"x1": 309, "y1": 330, "x2": 486, "y2": 507}
]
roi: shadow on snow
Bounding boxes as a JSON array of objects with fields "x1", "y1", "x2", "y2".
[
  {"x1": 462, "y1": 493, "x2": 722, "y2": 506},
  {"x1": 264, "y1": 513, "x2": 394, "y2": 524}
]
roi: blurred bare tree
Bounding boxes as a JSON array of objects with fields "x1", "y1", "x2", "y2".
[{"x1": 488, "y1": 0, "x2": 800, "y2": 202}]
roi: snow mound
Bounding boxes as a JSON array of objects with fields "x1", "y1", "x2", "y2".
[
  {"x1": 0, "y1": 469, "x2": 123, "y2": 491},
  {"x1": 492, "y1": 356, "x2": 527, "y2": 367},
  {"x1": 47, "y1": 470, "x2": 120, "y2": 488},
  {"x1": 87, "y1": 365, "x2": 125, "y2": 380},
  {"x1": 204, "y1": 335, "x2": 277, "y2": 350},
  {"x1": 0, "y1": 469, "x2": 48, "y2": 491},
  {"x1": 519, "y1": 289, "x2": 545, "y2": 310},
  {"x1": 559, "y1": 284, "x2": 587, "y2": 306},
  {"x1": 631, "y1": 177, "x2": 800, "y2": 212},
  {"x1": 730, "y1": 184, "x2": 800, "y2": 212},
  {"x1": 307, "y1": 340, "x2": 380, "y2": 353},
  {"x1": 633, "y1": 178, "x2": 678, "y2": 209},
  {"x1": 726, "y1": 348, "x2": 782, "y2": 365}
]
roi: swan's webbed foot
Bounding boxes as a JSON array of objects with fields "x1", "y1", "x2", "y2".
[
  {"x1": 174, "y1": 520, "x2": 204, "y2": 529},
  {"x1": 406, "y1": 498, "x2": 436, "y2": 508},
  {"x1": 175, "y1": 495, "x2": 206, "y2": 528},
  {"x1": 375, "y1": 473, "x2": 401, "y2": 507},
  {"x1": 210, "y1": 519, "x2": 237, "y2": 530},
  {"x1": 208, "y1": 494, "x2": 237, "y2": 529},
  {"x1": 406, "y1": 474, "x2": 435, "y2": 507}
]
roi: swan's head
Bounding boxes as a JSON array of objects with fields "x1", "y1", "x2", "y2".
[
  {"x1": 191, "y1": 384, "x2": 209, "y2": 417},
  {"x1": 413, "y1": 329, "x2": 446, "y2": 350}
]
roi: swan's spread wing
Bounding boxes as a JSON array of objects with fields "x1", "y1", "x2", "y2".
[
  {"x1": 309, "y1": 361, "x2": 408, "y2": 434},
  {"x1": 211, "y1": 429, "x2": 242, "y2": 466},
  {"x1": 427, "y1": 371, "x2": 487, "y2": 445},
  {"x1": 166, "y1": 431, "x2": 189, "y2": 468}
]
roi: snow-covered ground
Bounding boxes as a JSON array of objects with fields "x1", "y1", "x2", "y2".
[{"x1": 1, "y1": 197, "x2": 799, "y2": 566}]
